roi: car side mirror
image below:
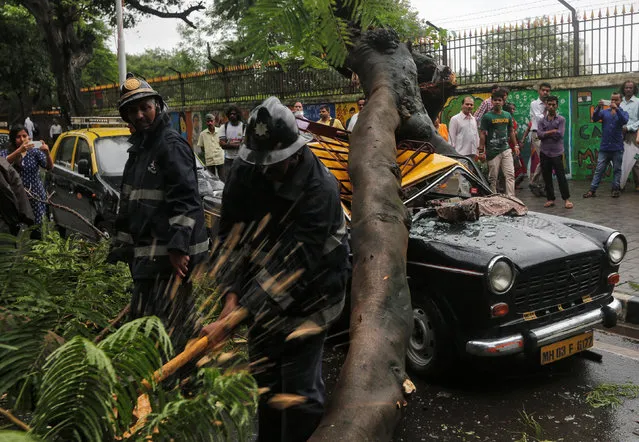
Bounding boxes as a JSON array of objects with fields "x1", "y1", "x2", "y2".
[{"x1": 77, "y1": 159, "x2": 91, "y2": 177}]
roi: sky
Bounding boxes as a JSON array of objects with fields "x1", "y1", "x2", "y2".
[{"x1": 109, "y1": 0, "x2": 638, "y2": 55}]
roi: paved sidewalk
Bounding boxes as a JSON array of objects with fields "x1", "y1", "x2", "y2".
[{"x1": 515, "y1": 178, "x2": 639, "y2": 295}]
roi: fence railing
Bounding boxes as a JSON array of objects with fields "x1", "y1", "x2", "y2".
[
  {"x1": 81, "y1": 60, "x2": 359, "y2": 113},
  {"x1": 420, "y1": 5, "x2": 638, "y2": 85},
  {"x1": 80, "y1": 5, "x2": 639, "y2": 111}
]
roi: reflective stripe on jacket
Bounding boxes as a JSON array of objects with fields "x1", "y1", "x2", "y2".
[{"x1": 115, "y1": 112, "x2": 209, "y2": 279}]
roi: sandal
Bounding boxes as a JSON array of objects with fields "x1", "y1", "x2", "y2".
[
  {"x1": 583, "y1": 190, "x2": 596, "y2": 198},
  {"x1": 544, "y1": 201, "x2": 555, "y2": 207},
  {"x1": 612, "y1": 190, "x2": 620, "y2": 198},
  {"x1": 565, "y1": 201, "x2": 574, "y2": 209}
]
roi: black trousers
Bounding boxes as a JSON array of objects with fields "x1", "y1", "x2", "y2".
[
  {"x1": 130, "y1": 276, "x2": 199, "y2": 355},
  {"x1": 540, "y1": 152, "x2": 570, "y2": 201},
  {"x1": 249, "y1": 324, "x2": 327, "y2": 442}
]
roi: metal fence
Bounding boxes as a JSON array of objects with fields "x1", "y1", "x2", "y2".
[
  {"x1": 81, "y1": 60, "x2": 359, "y2": 113},
  {"x1": 424, "y1": 5, "x2": 639, "y2": 85},
  {"x1": 80, "y1": 5, "x2": 639, "y2": 111}
]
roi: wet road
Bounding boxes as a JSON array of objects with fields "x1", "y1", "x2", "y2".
[{"x1": 323, "y1": 327, "x2": 639, "y2": 442}]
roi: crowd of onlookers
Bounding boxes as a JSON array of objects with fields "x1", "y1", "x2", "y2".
[{"x1": 438, "y1": 80, "x2": 639, "y2": 208}]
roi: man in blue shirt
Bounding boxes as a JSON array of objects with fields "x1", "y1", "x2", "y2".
[{"x1": 584, "y1": 93, "x2": 629, "y2": 198}]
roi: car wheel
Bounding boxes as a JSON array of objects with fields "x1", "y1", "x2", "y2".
[{"x1": 406, "y1": 295, "x2": 454, "y2": 377}]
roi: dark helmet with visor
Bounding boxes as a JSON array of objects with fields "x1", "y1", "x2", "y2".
[
  {"x1": 240, "y1": 96, "x2": 312, "y2": 166},
  {"x1": 117, "y1": 73, "x2": 165, "y2": 122}
]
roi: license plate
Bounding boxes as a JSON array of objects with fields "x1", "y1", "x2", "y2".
[{"x1": 540, "y1": 331, "x2": 593, "y2": 365}]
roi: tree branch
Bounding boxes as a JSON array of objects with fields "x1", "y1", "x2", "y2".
[
  {"x1": 0, "y1": 407, "x2": 31, "y2": 432},
  {"x1": 25, "y1": 190, "x2": 108, "y2": 240},
  {"x1": 125, "y1": 0, "x2": 205, "y2": 28}
]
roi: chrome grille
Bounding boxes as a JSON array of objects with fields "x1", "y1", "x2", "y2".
[{"x1": 512, "y1": 254, "x2": 602, "y2": 313}]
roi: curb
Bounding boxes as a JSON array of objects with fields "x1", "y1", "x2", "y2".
[{"x1": 614, "y1": 291, "x2": 639, "y2": 325}]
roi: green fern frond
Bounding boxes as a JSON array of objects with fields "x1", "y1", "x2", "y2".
[
  {"x1": 0, "y1": 431, "x2": 40, "y2": 441},
  {"x1": 139, "y1": 368, "x2": 258, "y2": 441},
  {"x1": 31, "y1": 336, "x2": 117, "y2": 442},
  {"x1": 0, "y1": 315, "x2": 60, "y2": 410},
  {"x1": 98, "y1": 317, "x2": 173, "y2": 429}
]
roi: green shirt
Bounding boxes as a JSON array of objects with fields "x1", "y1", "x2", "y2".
[{"x1": 480, "y1": 110, "x2": 513, "y2": 160}]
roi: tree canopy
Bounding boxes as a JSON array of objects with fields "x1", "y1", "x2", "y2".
[{"x1": 473, "y1": 16, "x2": 579, "y2": 82}]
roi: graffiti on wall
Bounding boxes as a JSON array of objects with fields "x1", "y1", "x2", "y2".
[{"x1": 572, "y1": 86, "x2": 616, "y2": 180}]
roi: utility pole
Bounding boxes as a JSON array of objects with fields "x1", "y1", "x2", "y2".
[
  {"x1": 115, "y1": 0, "x2": 126, "y2": 84},
  {"x1": 558, "y1": 0, "x2": 580, "y2": 76}
]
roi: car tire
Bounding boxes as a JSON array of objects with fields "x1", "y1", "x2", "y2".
[{"x1": 406, "y1": 295, "x2": 455, "y2": 377}]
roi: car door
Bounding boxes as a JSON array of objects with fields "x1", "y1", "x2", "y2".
[
  {"x1": 48, "y1": 135, "x2": 79, "y2": 232},
  {"x1": 71, "y1": 137, "x2": 100, "y2": 238}
]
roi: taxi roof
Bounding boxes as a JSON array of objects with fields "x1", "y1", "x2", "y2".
[
  {"x1": 61, "y1": 127, "x2": 131, "y2": 141},
  {"x1": 300, "y1": 119, "x2": 460, "y2": 203}
]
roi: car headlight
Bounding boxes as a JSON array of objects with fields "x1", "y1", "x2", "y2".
[
  {"x1": 487, "y1": 256, "x2": 515, "y2": 294},
  {"x1": 605, "y1": 232, "x2": 626, "y2": 265}
]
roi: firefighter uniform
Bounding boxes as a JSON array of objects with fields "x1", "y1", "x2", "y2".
[
  {"x1": 216, "y1": 96, "x2": 349, "y2": 442},
  {"x1": 112, "y1": 74, "x2": 209, "y2": 353}
]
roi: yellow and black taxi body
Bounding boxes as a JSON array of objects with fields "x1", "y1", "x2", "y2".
[
  {"x1": 300, "y1": 118, "x2": 625, "y2": 377},
  {"x1": 46, "y1": 120, "x2": 222, "y2": 240}
]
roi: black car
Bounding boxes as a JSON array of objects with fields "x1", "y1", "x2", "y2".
[
  {"x1": 304, "y1": 125, "x2": 625, "y2": 377},
  {"x1": 46, "y1": 127, "x2": 222, "y2": 240},
  {"x1": 401, "y1": 163, "x2": 624, "y2": 376}
]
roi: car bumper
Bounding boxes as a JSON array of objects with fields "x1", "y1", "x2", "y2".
[{"x1": 466, "y1": 298, "x2": 621, "y2": 357}]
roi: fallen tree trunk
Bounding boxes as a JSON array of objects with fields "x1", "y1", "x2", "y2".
[{"x1": 310, "y1": 28, "x2": 424, "y2": 441}]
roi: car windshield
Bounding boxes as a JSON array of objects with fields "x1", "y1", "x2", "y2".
[
  {"x1": 404, "y1": 166, "x2": 492, "y2": 210},
  {"x1": 95, "y1": 136, "x2": 131, "y2": 175}
]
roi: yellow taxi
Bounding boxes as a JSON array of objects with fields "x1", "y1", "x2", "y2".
[{"x1": 46, "y1": 117, "x2": 221, "y2": 239}]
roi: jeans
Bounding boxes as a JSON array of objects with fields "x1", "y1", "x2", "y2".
[
  {"x1": 540, "y1": 153, "x2": 570, "y2": 201},
  {"x1": 487, "y1": 149, "x2": 515, "y2": 197},
  {"x1": 590, "y1": 150, "x2": 623, "y2": 192},
  {"x1": 249, "y1": 324, "x2": 327, "y2": 442}
]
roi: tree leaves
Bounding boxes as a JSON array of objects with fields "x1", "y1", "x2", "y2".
[{"x1": 31, "y1": 336, "x2": 118, "y2": 441}]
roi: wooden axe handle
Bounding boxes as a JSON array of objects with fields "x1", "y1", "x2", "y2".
[{"x1": 141, "y1": 307, "x2": 248, "y2": 389}]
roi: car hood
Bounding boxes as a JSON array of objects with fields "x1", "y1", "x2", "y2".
[{"x1": 410, "y1": 211, "x2": 611, "y2": 269}]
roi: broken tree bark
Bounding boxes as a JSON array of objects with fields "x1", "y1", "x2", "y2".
[{"x1": 310, "y1": 28, "x2": 422, "y2": 441}]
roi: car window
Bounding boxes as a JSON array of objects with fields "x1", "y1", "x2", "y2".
[
  {"x1": 74, "y1": 138, "x2": 92, "y2": 174},
  {"x1": 94, "y1": 136, "x2": 131, "y2": 175},
  {"x1": 405, "y1": 168, "x2": 491, "y2": 209},
  {"x1": 55, "y1": 136, "x2": 76, "y2": 169}
]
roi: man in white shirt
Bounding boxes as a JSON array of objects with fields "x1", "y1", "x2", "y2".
[
  {"x1": 219, "y1": 105, "x2": 244, "y2": 180},
  {"x1": 346, "y1": 97, "x2": 366, "y2": 132},
  {"x1": 24, "y1": 116, "x2": 35, "y2": 139},
  {"x1": 528, "y1": 82, "x2": 552, "y2": 194},
  {"x1": 619, "y1": 80, "x2": 639, "y2": 190},
  {"x1": 449, "y1": 96, "x2": 479, "y2": 158},
  {"x1": 49, "y1": 119, "x2": 62, "y2": 144}
]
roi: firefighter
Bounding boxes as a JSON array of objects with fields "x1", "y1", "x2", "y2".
[
  {"x1": 201, "y1": 96, "x2": 350, "y2": 442},
  {"x1": 110, "y1": 73, "x2": 209, "y2": 353}
]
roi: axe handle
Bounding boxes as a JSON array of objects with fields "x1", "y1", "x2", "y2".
[{"x1": 141, "y1": 307, "x2": 248, "y2": 389}]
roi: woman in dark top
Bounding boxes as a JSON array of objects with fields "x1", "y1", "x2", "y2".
[{"x1": 0, "y1": 124, "x2": 53, "y2": 224}]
